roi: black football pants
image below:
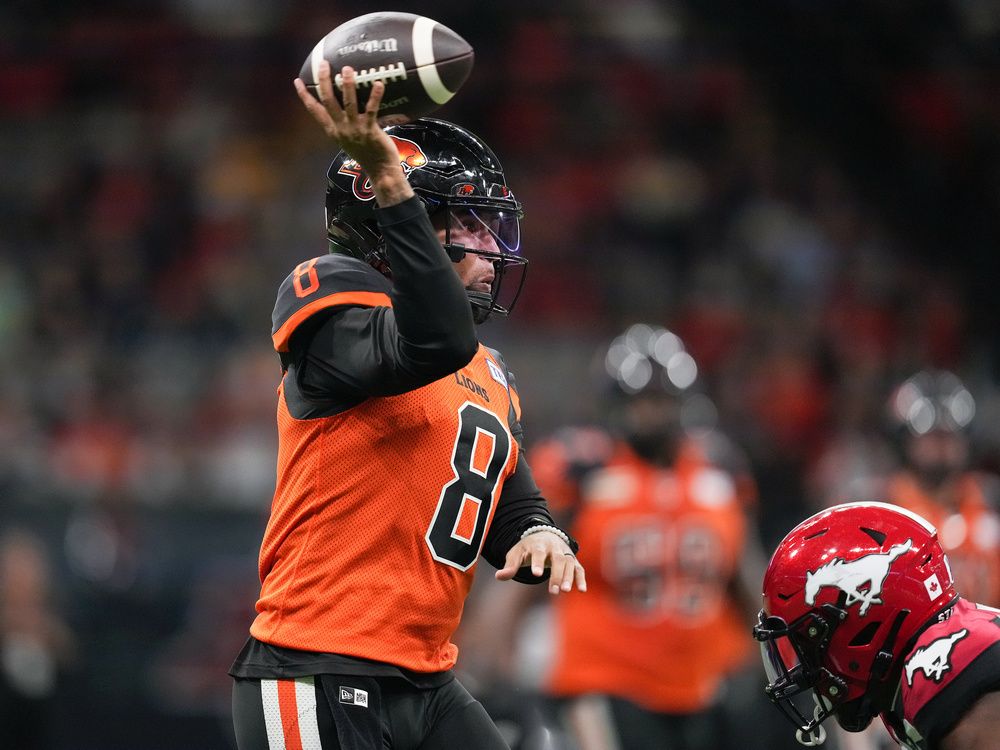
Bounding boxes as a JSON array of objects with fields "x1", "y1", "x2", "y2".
[{"x1": 232, "y1": 674, "x2": 510, "y2": 750}]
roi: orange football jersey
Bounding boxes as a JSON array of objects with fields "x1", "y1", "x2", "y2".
[
  {"x1": 251, "y1": 255, "x2": 522, "y2": 673},
  {"x1": 541, "y1": 444, "x2": 752, "y2": 713},
  {"x1": 888, "y1": 471, "x2": 1000, "y2": 607}
]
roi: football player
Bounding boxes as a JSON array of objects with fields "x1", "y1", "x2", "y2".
[
  {"x1": 755, "y1": 501, "x2": 1000, "y2": 749},
  {"x1": 229, "y1": 63, "x2": 584, "y2": 750},
  {"x1": 885, "y1": 370, "x2": 1000, "y2": 606},
  {"x1": 520, "y1": 325, "x2": 763, "y2": 749}
]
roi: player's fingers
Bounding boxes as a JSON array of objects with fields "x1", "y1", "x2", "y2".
[
  {"x1": 317, "y1": 60, "x2": 342, "y2": 116},
  {"x1": 558, "y1": 553, "x2": 578, "y2": 592},
  {"x1": 574, "y1": 560, "x2": 588, "y2": 593},
  {"x1": 294, "y1": 78, "x2": 336, "y2": 130},
  {"x1": 530, "y1": 545, "x2": 551, "y2": 582},
  {"x1": 495, "y1": 546, "x2": 526, "y2": 581},
  {"x1": 339, "y1": 66, "x2": 358, "y2": 114},
  {"x1": 365, "y1": 80, "x2": 385, "y2": 119},
  {"x1": 546, "y1": 554, "x2": 567, "y2": 595}
]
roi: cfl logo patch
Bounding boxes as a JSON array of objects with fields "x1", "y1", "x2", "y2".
[{"x1": 339, "y1": 686, "x2": 369, "y2": 707}]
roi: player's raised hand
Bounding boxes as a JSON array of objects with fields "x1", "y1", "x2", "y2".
[
  {"x1": 294, "y1": 62, "x2": 408, "y2": 202},
  {"x1": 496, "y1": 531, "x2": 587, "y2": 595}
]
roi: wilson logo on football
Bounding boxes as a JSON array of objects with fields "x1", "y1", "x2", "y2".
[
  {"x1": 339, "y1": 135, "x2": 428, "y2": 200},
  {"x1": 904, "y1": 629, "x2": 968, "y2": 685},
  {"x1": 804, "y1": 539, "x2": 912, "y2": 616}
]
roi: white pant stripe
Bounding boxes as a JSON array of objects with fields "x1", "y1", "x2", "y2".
[
  {"x1": 260, "y1": 679, "x2": 287, "y2": 750},
  {"x1": 294, "y1": 677, "x2": 323, "y2": 750}
]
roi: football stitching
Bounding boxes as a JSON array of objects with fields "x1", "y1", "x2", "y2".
[{"x1": 334, "y1": 63, "x2": 408, "y2": 89}]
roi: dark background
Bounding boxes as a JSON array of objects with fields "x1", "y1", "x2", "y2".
[{"x1": 2, "y1": 1, "x2": 999, "y2": 747}]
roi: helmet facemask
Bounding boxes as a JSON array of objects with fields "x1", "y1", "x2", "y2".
[
  {"x1": 433, "y1": 202, "x2": 527, "y2": 324},
  {"x1": 754, "y1": 604, "x2": 849, "y2": 746}
]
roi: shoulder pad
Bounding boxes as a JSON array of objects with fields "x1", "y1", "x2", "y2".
[
  {"x1": 686, "y1": 467, "x2": 737, "y2": 509},
  {"x1": 901, "y1": 598, "x2": 1000, "y2": 741},
  {"x1": 483, "y1": 345, "x2": 522, "y2": 428},
  {"x1": 271, "y1": 254, "x2": 392, "y2": 352}
]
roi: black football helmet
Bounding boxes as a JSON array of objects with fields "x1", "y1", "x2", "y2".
[
  {"x1": 888, "y1": 369, "x2": 975, "y2": 488},
  {"x1": 889, "y1": 369, "x2": 975, "y2": 437},
  {"x1": 599, "y1": 324, "x2": 703, "y2": 464},
  {"x1": 325, "y1": 118, "x2": 526, "y2": 324}
]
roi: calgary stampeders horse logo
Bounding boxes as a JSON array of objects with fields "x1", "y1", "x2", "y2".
[
  {"x1": 904, "y1": 629, "x2": 968, "y2": 685},
  {"x1": 804, "y1": 539, "x2": 913, "y2": 616},
  {"x1": 339, "y1": 135, "x2": 428, "y2": 200}
]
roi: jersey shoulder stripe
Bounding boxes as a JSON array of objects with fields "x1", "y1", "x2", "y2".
[{"x1": 272, "y1": 254, "x2": 392, "y2": 352}]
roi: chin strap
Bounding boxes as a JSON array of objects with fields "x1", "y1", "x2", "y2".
[{"x1": 795, "y1": 703, "x2": 828, "y2": 747}]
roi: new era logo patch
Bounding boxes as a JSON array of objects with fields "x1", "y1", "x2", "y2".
[
  {"x1": 486, "y1": 358, "x2": 507, "y2": 388},
  {"x1": 339, "y1": 686, "x2": 369, "y2": 707}
]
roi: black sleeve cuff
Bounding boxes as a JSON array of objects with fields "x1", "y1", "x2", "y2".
[{"x1": 481, "y1": 496, "x2": 579, "y2": 585}]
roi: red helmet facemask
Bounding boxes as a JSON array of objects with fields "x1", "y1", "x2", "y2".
[{"x1": 753, "y1": 502, "x2": 956, "y2": 745}]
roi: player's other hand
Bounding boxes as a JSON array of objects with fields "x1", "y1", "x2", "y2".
[
  {"x1": 294, "y1": 62, "x2": 405, "y2": 195},
  {"x1": 496, "y1": 531, "x2": 587, "y2": 595}
]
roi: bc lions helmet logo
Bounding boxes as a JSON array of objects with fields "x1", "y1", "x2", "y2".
[
  {"x1": 804, "y1": 539, "x2": 912, "y2": 616},
  {"x1": 904, "y1": 629, "x2": 968, "y2": 685},
  {"x1": 339, "y1": 135, "x2": 428, "y2": 201}
]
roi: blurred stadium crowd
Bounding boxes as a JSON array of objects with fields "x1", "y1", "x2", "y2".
[{"x1": 2, "y1": 1, "x2": 1000, "y2": 747}]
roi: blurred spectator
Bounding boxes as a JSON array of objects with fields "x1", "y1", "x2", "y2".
[{"x1": 0, "y1": 530, "x2": 75, "y2": 750}]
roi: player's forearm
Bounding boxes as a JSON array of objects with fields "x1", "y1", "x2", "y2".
[
  {"x1": 376, "y1": 196, "x2": 477, "y2": 373},
  {"x1": 370, "y1": 170, "x2": 415, "y2": 208}
]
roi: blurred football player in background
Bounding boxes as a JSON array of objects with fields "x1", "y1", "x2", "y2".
[
  {"x1": 460, "y1": 325, "x2": 774, "y2": 750},
  {"x1": 755, "y1": 501, "x2": 1000, "y2": 750},
  {"x1": 886, "y1": 370, "x2": 1000, "y2": 607},
  {"x1": 228, "y1": 64, "x2": 584, "y2": 750},
  {"x1": 535, "y1": 325, "x2": 759, "y2": 750}
]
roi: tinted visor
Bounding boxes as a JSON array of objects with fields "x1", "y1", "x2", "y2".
[
  {"x1": 444, "y1": 208, "x2": 521, "y2": 256},
  {"x1": 760, "y1": 623, "x2": 802, "y2": 687},
  {"x1": 440, "y1": 207, "x2": 527, "y2": 320}
]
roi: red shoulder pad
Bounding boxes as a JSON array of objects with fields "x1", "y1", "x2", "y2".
[{"x1": 901, "y1": 598, "x2": 1000, "y2": 741}]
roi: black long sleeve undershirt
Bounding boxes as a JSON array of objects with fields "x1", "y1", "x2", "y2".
[
  {"x1": 289, "y1": 196, "x2": 477, "y2": 406},
  {"x1": 376, "y1": 196, "x2": 478, "y2": 380},
  {"x1": 283, "y1": 197, "x2": 575, "y2": 581}
]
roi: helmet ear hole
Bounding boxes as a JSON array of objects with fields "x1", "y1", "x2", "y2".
[
  {"x1": 848, "y1": 621, "x2": 881, "y2": 647},
  {"x1": 859, "y1": 527, "x2": 887, "y2": 545}
]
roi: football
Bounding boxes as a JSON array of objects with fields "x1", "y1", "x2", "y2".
[{"x1": 299, "y1": 12, "x2": 474, "y2": 124}]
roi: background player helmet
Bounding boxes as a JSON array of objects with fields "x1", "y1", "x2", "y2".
[
  {"x1": 754, "y1": 502, "x2": 956, "y2": 745},
  {"x1": 888, "y1": 370, "x2": 975, "y2": 488},
  {"x1": 600, "y1": 324, "x2": 706, "y2": 463},
  {"x1": 325, "y1": 118, "x2": 526, "y2": 323},
  {"x1": 889, "y1": 369, "x2": 975, "y2": 437}
]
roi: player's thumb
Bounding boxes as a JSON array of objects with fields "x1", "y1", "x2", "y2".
[{"x1": 495, "y1": 547, "x2": 523, "y2": 580}]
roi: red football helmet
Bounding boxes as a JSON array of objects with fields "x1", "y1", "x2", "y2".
[{"x1": 754, "y1": 502, "x2": 956, "y2": 745}]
